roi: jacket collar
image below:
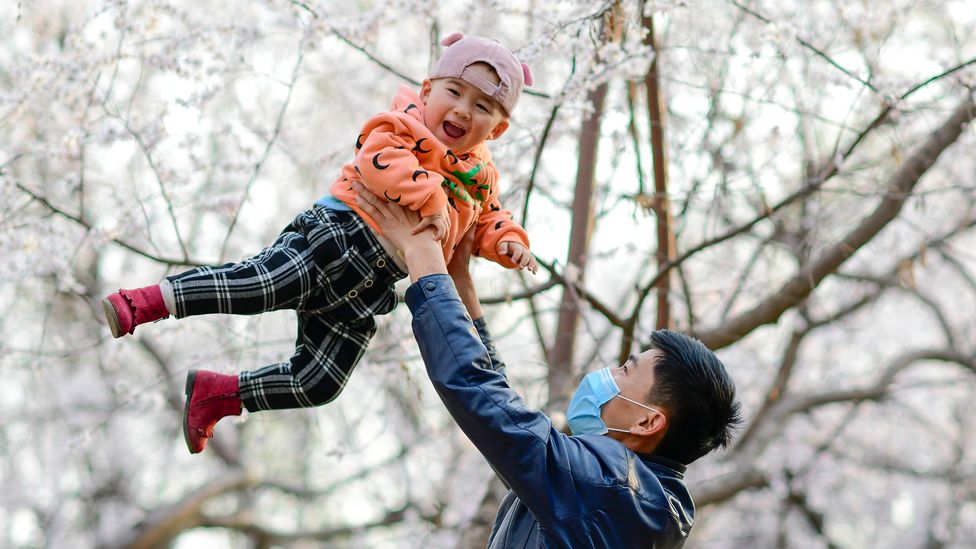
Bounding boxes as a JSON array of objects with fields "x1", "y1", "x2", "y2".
[{"x1": 637, "y1": 453, "x2": 687, "y2": 476}]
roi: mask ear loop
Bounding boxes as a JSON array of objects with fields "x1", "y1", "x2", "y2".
[
  {"x1": 614, "y1": 394, "x2": 663, "y2": 415},
  {"x1": 605, "y1": 395, "x2": 664, "y2": 434}
]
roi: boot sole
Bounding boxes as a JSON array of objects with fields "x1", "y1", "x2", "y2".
[
  {"x1": 101, "y1": 298, "x2": 123, "y2": 338},
  {"x1": 183, "y1": 369, "x2": 200, "y2": 454}
]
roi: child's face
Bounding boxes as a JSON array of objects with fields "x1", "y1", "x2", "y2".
[{"x1": 420, "y1": 63, "x2": 509, "y2": 154}]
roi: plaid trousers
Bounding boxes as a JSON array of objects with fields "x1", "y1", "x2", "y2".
[{"x1": 168, "y1": 206, "x2": 406, "y2": 412}]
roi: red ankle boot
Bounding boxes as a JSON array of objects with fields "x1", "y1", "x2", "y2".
[
  {"x1": 102, "y1": 285, "x2": 170, "y2": 338},
  {"x1": 183, "y1": 369, "x2": 242, "y2": 454}
]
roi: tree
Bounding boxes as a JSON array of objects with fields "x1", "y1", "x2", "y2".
[{"x1": 2, "y1": 0, "x2": 975, "y2": 547}]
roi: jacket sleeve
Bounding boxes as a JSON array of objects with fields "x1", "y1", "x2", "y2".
[
  {"x1": 406, "y1": 274, "x2": 601, "y2": 523},
  {"x1": 472, "y1": 316, "x2": 506, "y2": 377},
  {"x1": 355, "y1": 120, "x2": 447, "y2": 217},
  {"x1": 474, "y1": 196, "x2": 530, "y2": 268}
]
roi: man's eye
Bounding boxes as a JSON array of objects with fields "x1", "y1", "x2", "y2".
[{"x1": 621, "y1": 364, "x2": 628, "y2": 373}]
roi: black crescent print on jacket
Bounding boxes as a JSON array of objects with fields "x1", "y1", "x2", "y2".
[
  {"x1": 404, "y1": 103, "x2": 419, "y2": 115},
  {"x1": 412, "y1": 170, "x2": 429, "y2": 181},
  {"x1": 384, "y1": 190, "x2": 402, "y2": 203},
  {"x1": 372, "y1": 153, "x2": 390, "y2": 170},
  {"x1": 356, "y1": 134, "x2": 365, "y2": 150},
  {"x1": 412, "y1": 138, "x2": 431, "y2": 155}
]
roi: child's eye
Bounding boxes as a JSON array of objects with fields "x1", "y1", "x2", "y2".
[
  {"x1": 476, "y1": 104, "x2": 490, "y2": 113},
  {"x1": 448, "y1": 88, "x2": 460, "y2": 97}
]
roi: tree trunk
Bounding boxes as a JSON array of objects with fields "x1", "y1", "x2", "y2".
[
  {"x1": 644, "y1": 12, "x2": 675, "y2": 332},
  {"x1": 547, "y1": 81, "x2": 608, "y2": 412}
]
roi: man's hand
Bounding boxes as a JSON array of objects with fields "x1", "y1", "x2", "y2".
[
  {"x1": 413, "y1": 205, "x2": 450, "y2": 241},
  {"x1": 353, "y1": 181, "x2": 447, "y2": 282},
  {"x1": 497, "y1": 241, "x2": 538, "y2": 274},
  {"x1": 448, "y1": 225, "x2": 482, "y2": 320}
]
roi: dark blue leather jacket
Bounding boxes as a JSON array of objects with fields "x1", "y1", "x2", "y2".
[{"x1": 406, "y1": 275, "x2": 694, "y2": 548}]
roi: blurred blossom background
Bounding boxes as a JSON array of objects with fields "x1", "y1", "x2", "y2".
[{"x1": 2, "y1": 0, "x2": 975, "y2": 547}]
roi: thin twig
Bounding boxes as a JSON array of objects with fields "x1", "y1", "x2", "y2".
[
  {"x1": 727, "y1": 0, "x2": 879, "y2": 94},
  {"x1": 14, "y1": 180, "x2": 208, "y2": 267},
  {"x1": 219, "y1": 33, "x2": 306, "y2": 261}
]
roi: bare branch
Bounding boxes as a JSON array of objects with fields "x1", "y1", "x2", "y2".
[
  {"x1": 109, "y1": 471, "x2": 257, "y2": 549},
  {"x1": 538, "y1": 259, "x2": 625, "y2": 328},
  {"x1": 693, "y1": 466, "x2": 769, "y2": 507},
  {"x1": 138, "y1": 339, "x2": 242, "y2": 468},
  {"x1": 786, "y1": 349, "x2": 974, "y2": 422},
  {"x1": 726, "y1": 0, "x2": 879, "y2": 94},
  {"x1": 479, "y1": 276, "x2": 559, "y2": 305},
  {"x1": 200, "y1": 503, "x2": 417, "y2": 544},
  {"x1": 522, "y1": 102, "x2": 561, "y2": 228},
  {"x1": 111, "y1": 113, "x2": 191, "y2": 262},
  {"x1": 697, "y1": 96, "x2": 976, "y2": 350},
  {"x1": 13, "y1": 180, "x2": 208, "y2": 267},
  {"x1": 218, "y1": 34, "x2": 305, "y2": 261}
]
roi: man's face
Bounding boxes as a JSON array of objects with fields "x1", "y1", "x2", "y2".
[
  {"x1": 601, "y1": 349, "x2": 663, "y2": 431},
  {"x1": 420, "y1": 63, "x2": 509, "y2": 154}
]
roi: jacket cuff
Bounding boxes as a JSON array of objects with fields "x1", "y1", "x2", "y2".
[
  {"x1": 472, "y1": 317, "x2": 507, "y2": 375},
  {"x1": 405, "y1": 273, "x2": 458, "y2": 312}
]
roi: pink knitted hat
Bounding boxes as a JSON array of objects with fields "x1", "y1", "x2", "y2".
[{"x1": 430, "y1": 33, "x2": 533, "y2": 117}]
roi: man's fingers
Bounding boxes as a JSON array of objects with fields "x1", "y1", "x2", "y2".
[
  {"x1": 352, "y1": 181, "x2": 391, "y2": 220},
  {"x1": 354, "y1": 194, "x2": 380, "y2": 219},
  {"x1": 352, "y1": 181, "x2": 380, "y2": 206},
  {"x1": 433, "y1": 219, "x2": 445, "y2": 241}
]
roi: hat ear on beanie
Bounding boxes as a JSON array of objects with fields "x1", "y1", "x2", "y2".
[{"x1": 441, "y1": 32, "x2": 464, "y2": 47}]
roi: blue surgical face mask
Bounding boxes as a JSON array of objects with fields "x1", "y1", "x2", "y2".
[{"x1": 566, "y1": 367, "x2": 662, "y2": 435}]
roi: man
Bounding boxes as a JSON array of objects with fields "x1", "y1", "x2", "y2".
[{"x1": 353, "y1": 182, "x2": 742, "y2": 547}]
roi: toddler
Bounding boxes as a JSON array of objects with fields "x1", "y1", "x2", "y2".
[{"x1": 102, "y1": 33, "x2": 537, "y2": 454}]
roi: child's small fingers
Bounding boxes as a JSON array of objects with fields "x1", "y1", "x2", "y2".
[{"x1": 411, "y1": 220, "x2": 429, "y2": 235}]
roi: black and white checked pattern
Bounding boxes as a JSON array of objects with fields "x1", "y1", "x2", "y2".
[{"x1": 168, "y1": 206, "x2": 406, "y2": 412}]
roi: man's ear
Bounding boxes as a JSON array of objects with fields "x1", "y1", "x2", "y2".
[
  {"x1": 489, "y1": 119, "x2": 510, "y2": 140},
  {"x1": 632, "y1": 410, "x2": 667, "y2": 438},
  {"x1": 420, "y1": 79, "x2": 433, "y2": 103}
]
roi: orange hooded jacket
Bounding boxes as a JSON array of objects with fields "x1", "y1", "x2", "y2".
[{"x1": 329, "y1": 86, "x2": 530, "y2": 269}]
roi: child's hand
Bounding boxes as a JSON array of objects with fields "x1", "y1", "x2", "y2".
[
  {"x1": 412, "y1": 205, "x2": 450, "y2": 241},
  {"x1": 498, "y1": 241, "x2": 538, "y2": 274}
]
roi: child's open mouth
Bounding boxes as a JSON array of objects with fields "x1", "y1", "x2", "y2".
[{"x1": 442, "y1": 121, "x2": 467, "y2": 139}]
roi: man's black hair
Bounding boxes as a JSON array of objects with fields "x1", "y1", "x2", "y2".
[{"x1": 646, "y1": 330, "x2": 742, "y2": 464}]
